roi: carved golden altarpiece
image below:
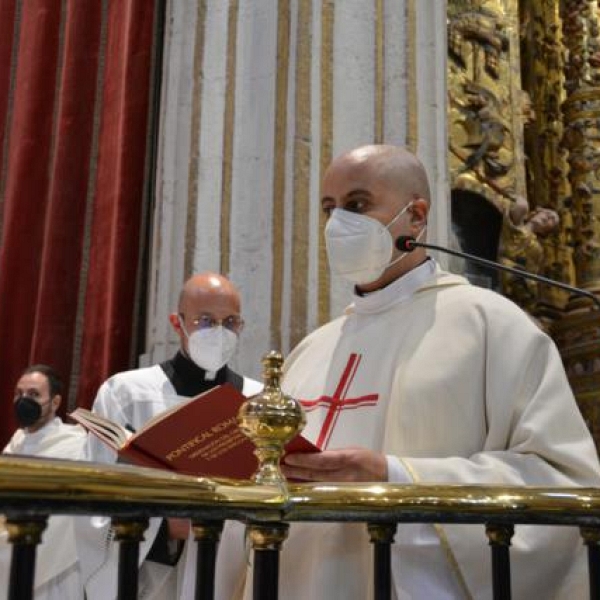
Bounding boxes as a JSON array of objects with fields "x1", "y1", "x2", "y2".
[{"x1": 448, "y1": 0, "x2": 600, "y2": 446}]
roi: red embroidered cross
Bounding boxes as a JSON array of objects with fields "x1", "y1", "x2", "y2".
[{"x1": 301, "y1": 353, "x2": 379, "y2": 448}]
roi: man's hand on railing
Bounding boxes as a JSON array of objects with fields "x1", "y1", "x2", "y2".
[
  {"x1": 281, "y1": 447, "x2": 387, "y2": 482},
  {"x1": 167, "y1": 518, "x2": 191, "y2": 540}
]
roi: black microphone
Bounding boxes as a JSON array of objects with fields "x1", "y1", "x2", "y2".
[{"x1": 395, "y1": 235, "x2": 600, "y2": 310}]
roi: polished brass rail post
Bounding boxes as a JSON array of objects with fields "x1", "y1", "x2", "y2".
[
  {"x1": 112, "y1": 517, "x2": 149, "y2": 600},
  {"x1": 581, "y1": 526, "x2": 600, "y2": 599},
  {"x1": 247, "y1": 523, "x2": 289, "y2": 600},
  {"x1": 192, "y1": 520, "x2": 224, "y2": 600},
  {"x1": 238, "y1": 350, "x2": 306, "y2": 486},
  {"x1": 486, "y1": 523, "x2": 514, "y2": 600},
  {"x1": 368, "y1": 523, "x2": 397, "y2": 600},
  {"x1": 238, "y1": 351, "x2": 304, "y2": 597},
  {"x1": 6, "y1": 516, "x2": 47, "y2": 600}
]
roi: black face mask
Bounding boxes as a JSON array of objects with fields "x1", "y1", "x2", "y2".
[{"x1": 14, "y1": 396, "x2": 45, "y2": 428}]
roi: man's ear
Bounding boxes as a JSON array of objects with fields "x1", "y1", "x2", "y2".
[
  {"x1": 409, "y1": 198, "x2": 429, "y2": 230},
  {"x1": 52, "y1": 394, "x2": 61, "y2": 413},
  {"x1": 169, "y1": 313, "x2": 182, "y2": 334}
]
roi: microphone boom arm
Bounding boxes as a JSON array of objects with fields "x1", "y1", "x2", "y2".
[{"x1": 408, "y1": 240, "x2": 600, "y2": 310}]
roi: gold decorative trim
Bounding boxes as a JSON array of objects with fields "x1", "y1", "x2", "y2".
[
  {"x1": 399, "y1": 459, "x2": 473, "y2": 600},
  {"x1": 111, "y1": 518, "x2": 149, "y2": 542},
  {"x1": 68, "y1": 0, "x2": 110, "y2": 411},
  {"x1": 485, "y1": 523, "x2": 514, "y2": 546},
  {"x1": 0, "y1": 454, "x2": 286, "y2": 505},
  {"x1": 405, "y1": 0, "x2": 417, "y2": 151},
  {"x1": 581, "y1": 527, "x2": 600, "y2": 545},
  {"x1": 374, "y1": 0, "x2": 385, "y2": 143},
  {"x1": 563, "y1": 87, "x2": 600, "y2": 109},
  {"x1": 191, "y1": 520, "x2": 224, "y2": 542},
  {"x1": 270, "y1": 0, "x2": 291, "y2": 351},
  {"x1": 0, "y1": 0, "x2": 23, "y2": 245},
  {"x1": 5, "y1": 455, "x2": 600, "y2": 523},
  {"x1": 185, "y1": 0, "x2": 207, "y2": 279},
  {"x1": 290, "y1": 0, "x2": 312, "y2": 348},
  {"x1": 5, "y1": 517, "x2": 47, "y2": 545},
  {"x1": 507, "y1": 2, "x2": 526, "y2": 201},
  {"x1": 559, "y1": 0, "x2": 600, "y2": 291},
  {"x1": 220, "y1": 0, "x2": 239, "y2": 276},
  {"x1": 238, "y1": 350, "x2": 306, "y2": 486},
  {"x1": 318, "y1": 0, "x2": 333, "y2": 326},
  {"x1": 247, "y1": 522, "x2": 289, "y2": 550},
  {"x1": 367, "y1": 522, "x2": 397, "y2": 544},
  {"x1": 432, "y1": 524, "x2": 475, "y2": 600}
]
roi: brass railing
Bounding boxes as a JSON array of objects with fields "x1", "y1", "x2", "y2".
[{"x1": 2, "y1": 455, "x2": 600, "y2": 600}]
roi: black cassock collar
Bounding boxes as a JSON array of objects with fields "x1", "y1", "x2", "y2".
[{"x1": 159, "y1": 351, "x2": 243, "y2": 397}]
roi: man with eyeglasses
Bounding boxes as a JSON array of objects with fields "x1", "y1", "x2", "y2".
[
  {"x1": 1, "y1": 364, "x2": 87, "y2": 599},
  {"x1": 79, "y1": 272, "x2": 262, "y2": 600}
]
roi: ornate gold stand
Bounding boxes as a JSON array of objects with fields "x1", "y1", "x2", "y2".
[{"x1": 238, "y1": 351, "x2": 306, "y2": 486}]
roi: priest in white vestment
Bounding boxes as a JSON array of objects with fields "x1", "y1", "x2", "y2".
[
  {"x1": 212, "y1": 145, "x2": 600, "y2": 600},
  {"x1": 77, "y1": 272, "x2": 262, "y2": 600},
  {"x1": 0, "y1": 364, "x2": 87, "y2": 600}
]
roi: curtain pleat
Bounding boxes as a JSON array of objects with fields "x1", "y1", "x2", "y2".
[
  {"x1": 0, "y1": 0, "x2": 159, "y2": 446},
  {"x1": 76, "y1": 0, "x2": 156, "y2": 411},
  {"x1": 0, "y1": 0, "x2": 17, "y2": 177}
]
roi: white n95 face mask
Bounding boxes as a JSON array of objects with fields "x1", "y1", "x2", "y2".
[
  {"x1": 324, "y1": 202, "x2": 414, "y2": 285},
  {"x1": 187, "y1": 326, "x2": 239, "y2": 372}
]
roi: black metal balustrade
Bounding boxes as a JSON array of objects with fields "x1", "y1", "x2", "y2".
[{"x1": 1, "y1": 455, "x2": 600, "y2": 600}]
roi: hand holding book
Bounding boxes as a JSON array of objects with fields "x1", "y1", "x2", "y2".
[{"x1": 70, "y1": 383, "x2": 319, "y2": 479}]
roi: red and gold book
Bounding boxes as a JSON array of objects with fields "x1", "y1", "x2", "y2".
[{"x1": 70, "y1": 383, "x2": 319, "y2": 479}]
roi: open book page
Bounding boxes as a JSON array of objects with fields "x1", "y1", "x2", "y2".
[
  {"x1": 125, "y1": 381, "x2": 269, "y2": 439},
  {"x1": 136, "y1": 393, "x2": 200, "y2": 431},
  {"x1": 126, "y1": 383, "x2": 258, "y2": 478},
  {"x1": 69, "y1": 408, "x2": 132, "y2": 451},
  {"x1": 70, "y1": 383, "x2": 321, "y2": 478}
]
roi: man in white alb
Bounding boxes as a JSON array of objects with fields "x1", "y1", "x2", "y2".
[
  {"x1": 218, "y1": 145, "x2": 600, "y2": 600},
  {"x1": 1, "y1": 364, "x2": 87, "y2": 600},
  {"x1": 78, "y1": 272, "x2": 262, "y2": 600}
]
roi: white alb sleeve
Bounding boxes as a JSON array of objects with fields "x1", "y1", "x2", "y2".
[{"x1": 386, "y1": 455, "x2": 413, "y2": 483}]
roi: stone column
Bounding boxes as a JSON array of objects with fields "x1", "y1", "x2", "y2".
[{"x1": 145, "y1": 0, "x2": 450, "y2": 378}]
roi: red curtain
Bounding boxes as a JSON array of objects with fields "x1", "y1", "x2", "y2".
[{"x1": 0, "y1": 0, "x2": 160, "y2": 446}]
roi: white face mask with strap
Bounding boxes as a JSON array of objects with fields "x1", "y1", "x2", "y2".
[
  {"x1": 179, "y1": 317, "x2": 238, "y2": 373},
  {"x1": 324, "y1": 201, "x2": 426, "y2": 285}
]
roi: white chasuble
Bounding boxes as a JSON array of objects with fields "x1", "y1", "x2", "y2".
[
  {"x1": 0, "y1": 419, "x2": 87, "y2": 600},
  {"x1": 225, "y1": 261, "x2": 600, "y2": 600}
]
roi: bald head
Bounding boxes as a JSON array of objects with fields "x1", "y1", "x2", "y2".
[
  {"x1": 326, "y1": 145, "x2": 431, "y2": 205},
  {"x1": 178, "y1": 272, "x2": 241, "y2": 315}
]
